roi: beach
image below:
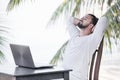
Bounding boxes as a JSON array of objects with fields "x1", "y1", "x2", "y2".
[{"x1": 99, "y1": 52, "x2": 120, "y2": 80}]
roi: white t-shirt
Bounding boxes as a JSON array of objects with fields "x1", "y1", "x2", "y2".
[{"x1": 62, "y1": 16, "x2": 108, "y2": 80}]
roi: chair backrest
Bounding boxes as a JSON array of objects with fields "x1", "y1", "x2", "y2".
[{"x1": 89, "y1": 38, "x2": 104, "y2": 80}]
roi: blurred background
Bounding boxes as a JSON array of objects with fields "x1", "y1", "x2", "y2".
[{"x1": 0, "y1": 0, "x2": 120, "y2": 80}]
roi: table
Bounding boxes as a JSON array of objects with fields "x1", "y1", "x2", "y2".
[{"x1": 0, "y1": 65, "x2": 72, "y2": 80}]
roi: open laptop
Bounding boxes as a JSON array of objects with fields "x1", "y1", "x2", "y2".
[{"x1": 10, "y1": 44, "x2": 53, "y2": 69}]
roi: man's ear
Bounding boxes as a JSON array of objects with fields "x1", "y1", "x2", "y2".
[
  {"x1": 89, "y1": 24, "x2": 94, "y2": 33},
  {"x1": 91, "y1": 25, "x2": 95, "y2": 33}
]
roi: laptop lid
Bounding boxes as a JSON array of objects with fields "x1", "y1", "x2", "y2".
[{"x1": 10, "y1": 44, "x2": 35, "y2": 68}]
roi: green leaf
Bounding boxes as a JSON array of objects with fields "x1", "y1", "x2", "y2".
[
  {"x1": 50, "y1": 41, "x2": 68, "y2": 65},
  {"x1": 7, "y1": 0, "x2": 21, "y2": 11}
]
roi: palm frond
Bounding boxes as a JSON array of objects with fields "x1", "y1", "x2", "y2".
[
  {"x1": 72, "y1": 0, "x2": 81, "y2": 16},
  {"x1": 104, "y1": 0, "x2": 120, "y2": 49},
  {"x1": 107, "y1": 0, "x2": 113, "y2": 6},
  {"x1": 0, "y1": 50, "x2": 5, "y2": 63},
  {"x1": 105, "y1": 30, "x2": 112, "y2": 53},
  {"x1": 0, "y1": 25, "x2": 10, "y2": 34},
  {"x1": 6, "y1": 0, "x2": 27, "y2": 11},
  {"x1": 48, "y1": 0, "x2": 72, "y2": 24},
  {"x1": 0, "y1": 25, "x2": 9, "y2": 61},
  {"x1": 50, "y1": 40, "x2": 68, "y2": 65}
]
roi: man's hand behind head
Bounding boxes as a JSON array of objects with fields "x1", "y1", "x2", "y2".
[{"x1": 73, "y1": 18, "x2": 81, "y2": 26}]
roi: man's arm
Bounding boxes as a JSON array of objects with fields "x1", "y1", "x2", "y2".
[
  {"x1": 89, "y1": 16, "x2": 109, "y2": 54},
  {"x1": 66, "y1": 16, "x2": 80, "y2": 37},
  {"x1": 93, "y1": 16, "x2": 108, "y2": 36}
]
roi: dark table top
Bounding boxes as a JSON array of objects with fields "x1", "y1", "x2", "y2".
[{"x1": 0, "y1": 65, "x2": 72, "y2": 77}]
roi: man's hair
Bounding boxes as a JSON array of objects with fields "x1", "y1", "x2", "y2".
[{"x1": 88, "y1": 14, "x2": 99, "y2": 26}]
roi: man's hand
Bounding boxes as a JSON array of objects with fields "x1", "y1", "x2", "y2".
[{"x1": 73, "y1": 18, "x2": 80, "y2": 26}]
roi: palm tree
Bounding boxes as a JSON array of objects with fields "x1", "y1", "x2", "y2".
[
  {"x1": 0, "y1": 25, "x2": 9, "y2": 62},
  {"x1": 0, "y1": 0, "x2": 24, "y2": 62},
  {"x1": 49, "y1": 0, "x2": 120, "y2": 65}
]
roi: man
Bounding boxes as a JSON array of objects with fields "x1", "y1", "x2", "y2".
[{"x1": 62, "y1": 14, "x2": 108, "y2": 80}]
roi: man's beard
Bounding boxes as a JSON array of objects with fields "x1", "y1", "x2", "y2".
[{"x1": 77, "y1": 22, "x2": 87, "y2": 29}]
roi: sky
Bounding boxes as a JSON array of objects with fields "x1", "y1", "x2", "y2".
[{"x1": 0, "y1": 0, "x2": 69, "y2": 64}]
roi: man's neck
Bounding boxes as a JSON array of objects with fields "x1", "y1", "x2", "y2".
[{"x1": 79, "y1": 29, "x2": 91, "y2": 36}]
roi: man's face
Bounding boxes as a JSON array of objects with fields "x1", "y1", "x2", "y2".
[{"x1": 78, "y1": 14, "x2": 93, "y2": 29}]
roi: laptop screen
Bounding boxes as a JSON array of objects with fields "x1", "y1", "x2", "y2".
[{"x1": 10, "y1": 44, "x2": 35, "y2": 67}]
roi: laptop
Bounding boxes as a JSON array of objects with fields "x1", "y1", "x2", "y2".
[{"x1": 10, "y1": 44, "x2": 53, "y2": 69}]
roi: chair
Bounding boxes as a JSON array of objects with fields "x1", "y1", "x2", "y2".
[{"x1": 89, "y1": 38, "x2": 104, "y2": 80}]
